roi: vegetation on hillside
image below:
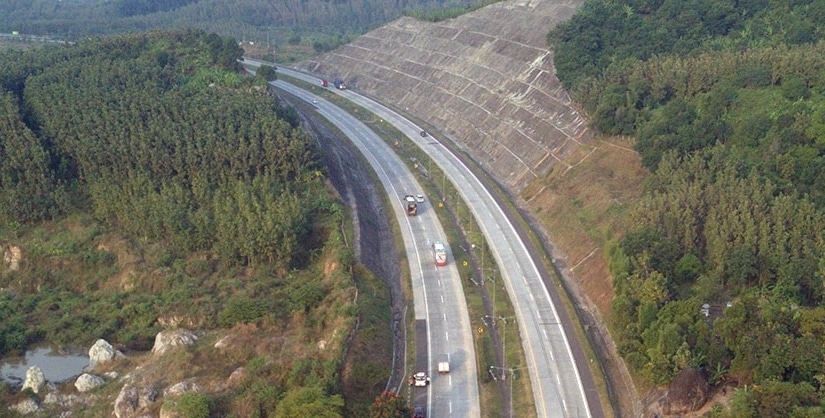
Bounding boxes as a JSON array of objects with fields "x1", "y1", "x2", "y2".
[
  {"x1": 0, "y1": 0, "x2": 485, "y2": 63},
  {"x1": 404, "y1": 0, "x2": 503, "y2": 22},
  {"x1": 0, "y1": 29, "x2": 368, "y2": 416},
  {"x1": 550, "y1": 0, "x2": 825, "y2": 415}
]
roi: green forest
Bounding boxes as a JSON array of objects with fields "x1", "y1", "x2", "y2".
[
  {"x1": 550, "y1": 0, "x2": 825, "y2": 416},
  {"x1": 0, "y1": 29, "x2": 366, "y2": 417},
  {"x1": 0, "y1": 0, "x2": 484, "y2": 62}
]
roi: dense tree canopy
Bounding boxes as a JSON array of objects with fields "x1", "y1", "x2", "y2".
[
  {"x1": 553, "y1": 0, "x2": 825, "y2": 415},
  {"x1": 0, "y1": 0, "x2": 487, "y2": 48},
  {"x1": 0, "y1": 30, "x2": 358, "y2": 416}
]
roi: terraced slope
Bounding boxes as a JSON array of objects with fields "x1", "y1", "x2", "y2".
[{"x1": 298, "y1": 0, "x2": 591, "y2": 191}]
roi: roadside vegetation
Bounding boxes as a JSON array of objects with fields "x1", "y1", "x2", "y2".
[
  {"x1": 550, "y1": 0, "x2": 825, "y2": 415},
  {"x1": 0, "y1": 30, "x2": 363, "y2": 416}
]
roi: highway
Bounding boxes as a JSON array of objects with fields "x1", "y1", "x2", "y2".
[
  {"x1": 270, "y1": 65, "x2": 600, "y2": 418},
  {"x1": 253, "y1": 57, "x2": 601, "y2": 416},
  {"x1": 271, "y1": 77, "x2": 482, "y2": 418}
]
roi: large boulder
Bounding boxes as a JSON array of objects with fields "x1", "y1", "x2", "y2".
[
  {"x1": 151, "y1": 329, "x2": 198, "y2": 357},
  {"x1": 114, "y1": 384, "x2": 138, "y2": 418},
  {"x1": 75, "y1": 373, "x2": 105, "y2": 392},
  {"x1": 113, "y1": 383, "x2": 158, "y2": 418},
  {"x1": 22, "y1": 366, "x2": 45, "y2": 394},
  {"x1": 662, "y1": 368, "x2": 711, "y2": 414},
  {"x1": 225, "y1": 367, "x2": 249, "y2": 389},
  {"x1": 89, "y1": 339, "x2": 121, "y2": 368}
]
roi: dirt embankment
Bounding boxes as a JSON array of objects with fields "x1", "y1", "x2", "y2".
[{"x1": 288, "y1": 98, "x2": 408, "y2": 394}]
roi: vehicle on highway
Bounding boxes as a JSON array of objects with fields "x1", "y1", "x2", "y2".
[
  {"x1": 438, "y1": 354, "x2": 450, "y2": 374},
  {"x1": 410, "y1": 372, "x2": 430, "y2": 387},
  {"x1": 413, "y1": 406, "x2": 425, "y2": 418},
  {"x1": 405, "y1": 194, "x2": 418, "y2": 216},
  {"x1": 311, "y1": 98, "x2": 318, "y2": 104},
  {"x1": 416, "y1": 194, "x2": 425, "y2": 203},
  {"x1": 433, "y1": 241, "x2": 447, "y2": 266}
]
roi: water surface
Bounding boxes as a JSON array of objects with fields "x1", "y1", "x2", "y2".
[{"x1": 1, "y1": 345, "x2": 88, "y2": 384}]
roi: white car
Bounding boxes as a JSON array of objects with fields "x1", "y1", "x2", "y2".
[
  {"x1": 410, "y1": 372, "x2": 430, "y2": 387},
  {"x1": 311, "y1": 98, "x2": 318, "y2": 104},
  {"x1": 416, "y1": 194, "x2": 425, "y2": 203}
]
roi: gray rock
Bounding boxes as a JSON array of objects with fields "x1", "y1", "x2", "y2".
[
  {"x1": 139, "y1": 386, "x2": 158, "y2": 408},
  {"x1": 163, "y1": 380, "x2": 200, "y2": 398},
  {"x1": 44, "y1": 392, "x2": 89, "y2": 409},
  {"x1": 89, "y1": 339, "x2": 121, "y2": 368},
  {"x1": 662, "y1": 368, "x2": 710, "y2": 414},
  {"x1": 10, "y1": 398, "x2": 39, "y2": 414},
  {"x1": 225, "y1": 367, "x2": 248, "y2": 389},
  {"x1": 151, "y1": 329, "x2": 198, "y2": 357},
  {"x1": 22, "y1": 366, "x2": 45, "y2": 394},
  {"x1": 75, "y1": 373, "x2": 104, "y2": 392},
  {"x1": 114, "y1": 384, "x2": 138, "y2": 418}
]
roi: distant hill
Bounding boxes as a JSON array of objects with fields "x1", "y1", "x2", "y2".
[{"x1": 0, "y1": 0, "x2": 484, "y2": 55}]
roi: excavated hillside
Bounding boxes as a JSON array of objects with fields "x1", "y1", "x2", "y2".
[{"x1": 298, "y1": 0, "x2": 592, "y2": 192}]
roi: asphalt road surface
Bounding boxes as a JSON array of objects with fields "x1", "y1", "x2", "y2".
[
  {"x1": 272, "y1": 77, "x2": 482, "y2": 418},
  {"x1": 264, "y1": 60, "x2": 602, "y2": 417}
]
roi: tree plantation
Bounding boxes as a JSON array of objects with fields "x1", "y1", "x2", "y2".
[
  {"x1": 0, "y1": 30, "x2": 360, "y2": 416},
  {"x1": 552, "y1": 0, "x2": 825, "y2": 415}
]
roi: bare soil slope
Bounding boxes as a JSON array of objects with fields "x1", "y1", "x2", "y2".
[{"x1": 298, "y1": 0, "x2": 592, "y2": 192}]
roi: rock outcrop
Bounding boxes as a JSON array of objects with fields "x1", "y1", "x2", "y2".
[
  {"x1": 22, "y1": 366, "x2": 45, "y2": 394},
  {"x1": 75, "y1": 373, "x2": 104, "y2": 392},
  {"x1": 163, "y1": 380, "x2": 200, "y2": 398},
  {"x1": 662, "y1": 368, "x2": 710, "y2": 414},
  {"x1": 151, "y1": 329, "x2": 198, "y2": 356},
  {"x1": 44, "y1": 392, "x2": 86, "y2": 409},
  {"x1": 2, "y1": 244, "x2": 23, "y2": 271},
  {"x1": 10, "y1": 398, "x2": 39, "y2": 414},
  {"x1": 114, "y1": 384, "x2": 139, "y2": 418},
  {"x1": 89, "y1": 339, "x2": 121, "y2": 368},
  {"x1": 114, "y1": 384, "x2": 157, "y2": 418},
  {"x1": 225, "y1": 367, "x2": 248, "y2": 389}
]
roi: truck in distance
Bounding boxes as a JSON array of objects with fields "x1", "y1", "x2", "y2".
[
  {"x1": 433, "y1": 241, "x2": 447, "y2": 266},
  {"x1": 405, "y1": 195, "x2": 418, "y2": 216},
  {"x1": 438, "y1": 354, "x2": 450, "y2": 374}
]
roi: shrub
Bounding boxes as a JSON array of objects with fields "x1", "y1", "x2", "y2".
[{"x1": 171, "y1": 392, "x2": 211, "y2": 418}]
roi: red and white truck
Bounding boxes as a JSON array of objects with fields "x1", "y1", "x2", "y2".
[{"x1": 433, "y1": 241, "x2": 447, "y2": 266}]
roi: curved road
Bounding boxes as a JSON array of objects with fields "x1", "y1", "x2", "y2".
[
  {"x1": 271, "y1": 77, "x2": 481, "y2": 418},
  {"x1": 271, "y1": 64, "x2": 602, "y2": 418}
]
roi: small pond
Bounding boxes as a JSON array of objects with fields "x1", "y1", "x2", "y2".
[{"x1": 1, "y1": 345, "x2": 89, "y2": 384}]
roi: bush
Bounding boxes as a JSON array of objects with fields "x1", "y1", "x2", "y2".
[
  {"x1": 256, "y1": 65, "x2": 277, "y2": 81},
  {"x1": 170, "y1": 392, "x2": 211, "y2": 418}
]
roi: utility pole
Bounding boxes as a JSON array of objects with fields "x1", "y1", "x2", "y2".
[{"x1": 489, "y1": 365, "x2": 526, "y2": 418}]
